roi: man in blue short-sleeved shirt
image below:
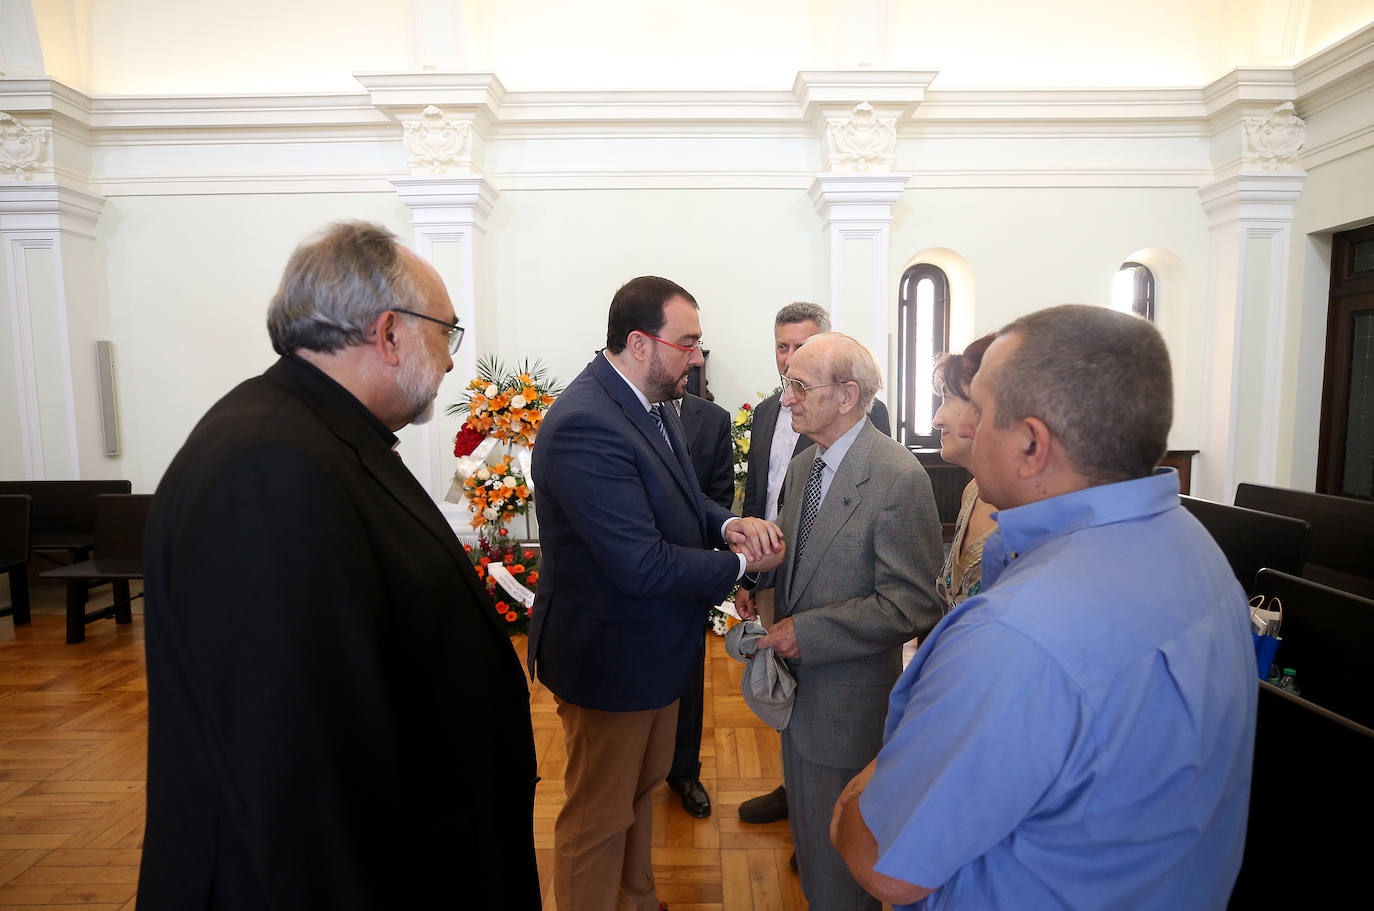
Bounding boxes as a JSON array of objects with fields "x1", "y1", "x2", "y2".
[{"x1": 830, "y1": 305, "x2": 1257, "y2": 910}]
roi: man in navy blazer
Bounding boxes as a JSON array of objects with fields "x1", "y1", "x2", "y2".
[{"x1": 529, "y1": 276, "x2": 784, "y2": 911}]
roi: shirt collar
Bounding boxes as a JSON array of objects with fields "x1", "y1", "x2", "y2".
[
  {"x1": 817, "y1": 414, "x2": 866, "y2": 471},
  {"x1": 605, "y1": 353, "x2": 653, "y2": 412},
  {"x1": 286, "y1": 353, "x2": 398, "y2": 449},
  {"x1": 983, "y1": 468, "x2": 1181, "y2": 588}
]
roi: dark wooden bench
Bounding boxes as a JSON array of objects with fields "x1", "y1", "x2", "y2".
[
  {"x1": 0, "y1": 480, "x2": 133, "y2": 564},
  {"x1": 1179, "y1": 495, "x2": 1309, "y2": 596},
  {"x1": 1251, "y1": 568, "x2": 1374, "y2": 729},
  {"x1": 1229, "y1": 682, "x2": 1374, "y2": 908},
  {"x1": 0, "y1": 495, "x2": 32, "y2": 627},
  {"x1": 40, "y1": 494, "x2": 152, "y2": 643},
  {"x1": 1235, "y1": 483, "x2": 1374, "y2": 599}
]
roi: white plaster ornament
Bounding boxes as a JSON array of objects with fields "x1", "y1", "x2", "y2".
[
  {"x1": 0, "y1": 112, "x2": 50, "y2": 180},
  {"x1": 825, "y1": 102, "x2": 897, "y2": 173},
  {"x1": 1243, "y1": 103, "x2": 1306, "y2": 171},
  {"x1": 403, "y1": 105, "x2": 472, "y2": 174}
]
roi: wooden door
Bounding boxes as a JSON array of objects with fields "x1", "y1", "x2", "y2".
[{"x1": 1317, "y1": 223, "x2": 1374, "y2": 498}]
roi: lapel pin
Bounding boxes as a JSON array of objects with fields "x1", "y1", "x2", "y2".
[{"x1": 843, "y1": 497, "x2": 851, "y2": 506}]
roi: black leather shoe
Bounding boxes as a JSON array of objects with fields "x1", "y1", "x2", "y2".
[
  {"x1": 738, "y1": 784, "x2": 788, "y2": 823},
  {"x1": 667, "y1": 778, "x2": 711, "y2": 818}
]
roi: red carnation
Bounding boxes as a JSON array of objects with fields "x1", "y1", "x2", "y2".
[
  {"x1": 453, "y1": 426, "x2": 486, "y2": 458},
  {"x1": 742, "y1": 403, "x2": 751, "y2": 411}
]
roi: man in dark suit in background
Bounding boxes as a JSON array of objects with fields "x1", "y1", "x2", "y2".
[
  {"x1": 138, "y1": 222, "x2": 540, "y2": 910},
  {"x1": 665, "y1": 391, "x2": 736, "y2": 818},
  {"x1": 529, "y1": 276, "x2": 784, "y2": 911},
  {"x1": 736, "y1": 302, "x2": 891, "y2": 828}
]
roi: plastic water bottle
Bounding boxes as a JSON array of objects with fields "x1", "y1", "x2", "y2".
[{"x1": 1277, "y1": 668, "x2": 1300, "y2": 696}]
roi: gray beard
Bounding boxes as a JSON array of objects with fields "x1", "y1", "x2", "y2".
[{"x1": 398, "y1": 346, "x2": 443, "y2": 426}]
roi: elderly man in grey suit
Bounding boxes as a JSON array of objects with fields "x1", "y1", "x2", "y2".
[{"x1": 741, "y1": 332, "x2": 943, "y2": 911}]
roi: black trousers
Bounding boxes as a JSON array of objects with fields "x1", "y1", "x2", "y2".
[{"x1": 668, "y1": 632, "x2": 706, "y2": 782}]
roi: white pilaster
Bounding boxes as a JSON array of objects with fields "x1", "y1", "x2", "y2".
[
  {"x1": 390, "y1": 173, "x2": 497, "y2": 528},
  {"x1": 795, "y1": 73, "x2": 931, "y2": 394},
  {"x1": 0, "y1": 180, "x2": 106, "y2": 479},
  {"x1": 1194, "y1": 84, "x2": 1308, "y2": 501},
  {"x1": 809, "y1": 173, "x2": 910, "y2": 391}
]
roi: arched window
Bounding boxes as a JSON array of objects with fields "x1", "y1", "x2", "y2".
[
  {"x1": 896, "y1": 264, "x2": 950, "y2": 448},
  {"x1": 1112, "y1": 261, "x2": 1155, "y2": 322}
]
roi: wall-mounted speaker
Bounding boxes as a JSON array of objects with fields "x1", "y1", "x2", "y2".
[{"x1": 95, "y1": 340, "x2": 121, "y2": 457}]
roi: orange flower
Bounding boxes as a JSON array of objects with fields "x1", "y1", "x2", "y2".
[
  {"x1": 523, "y1": 550, "x2": 535, "y2": 560},
  {"x1": 463, "y1": 544, "x2": 472, "y2": 553},
  {"x1": 478, "y1": 556, "x2": 491, "y2": 566},
  {"x1": 505, "y1": 611, "x2": 518, "y2": 622},
  {"x1": 509, "y1": 564, "x2": 525, "y2": 574},
  {"x1": 496, "y1": 600, "x2": 508, "y2": 611},
  {"x1": 474, "y1": 564, "x2": 485, "y2": 577},
  {"x1": 526, "y1": 572, "x2": 539, "y2": 586},
  {"x1": 498, "y1": 528, "x2": 508, "y2": 537}
]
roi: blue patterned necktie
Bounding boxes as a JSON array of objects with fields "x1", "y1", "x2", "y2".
[
  {"x1": 649, "y1": 404, "x2": 672, "y2": 450},
  {"x1": 794, "y1": 454, "x2": 825, "y2": 562}
]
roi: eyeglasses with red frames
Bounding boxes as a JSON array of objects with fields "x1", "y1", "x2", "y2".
[{"x1": 636, "y1": 330, "x2": 705, "y2": 353}]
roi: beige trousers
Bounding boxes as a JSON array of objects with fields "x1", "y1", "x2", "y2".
[{"x1": 553, "y1": 698, "x2": 679, "y2": 911}]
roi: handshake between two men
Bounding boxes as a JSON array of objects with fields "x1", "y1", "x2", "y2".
[
  {"x1": 722, "y1": 517, "x2": 796, "y2": 658},
  {"x1": 725, "y1": 516, "x2": 785, "y2": 575}
]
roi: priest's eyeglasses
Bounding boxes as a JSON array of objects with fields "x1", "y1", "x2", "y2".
[
  {"x1": 638, "y1": 330, "x2": 705, "y2": 354},
  {"x1": 395, "y1": 308, "x2": 466, "y2": 354},
  {"x1": 779, "y1": 373, "x2": 843, "y2": 401}
]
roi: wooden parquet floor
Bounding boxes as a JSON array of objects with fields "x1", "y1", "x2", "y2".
[{"x1": 0, "y1": 578, "x2": 798, "y2": 910}]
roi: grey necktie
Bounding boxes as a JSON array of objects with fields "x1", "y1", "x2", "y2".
[
  {"x1": 649, "y1": 404, "x2": 672, "y2": 450},
  {"x1": 793, "y1": 455, "x2": 825, "y2": 563}
]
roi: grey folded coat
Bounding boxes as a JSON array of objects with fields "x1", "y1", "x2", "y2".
[{"x1": 724, "y1": 619, "x2": 796, "y2": 731}]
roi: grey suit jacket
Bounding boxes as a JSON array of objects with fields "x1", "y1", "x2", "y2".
[{"x1": 769, "y1": 420, "x2": 943, "y2": 769}]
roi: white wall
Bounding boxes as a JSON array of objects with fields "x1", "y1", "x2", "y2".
[
  {"x1": 483, "y1": 188, "x2": 824, "y2": 412},
  {"x1": 96, "y1": 192, "x2": 411, "y2": 492},
  {"x1": 889, "y1": 187, "x2": 1213, "y2": 451}
]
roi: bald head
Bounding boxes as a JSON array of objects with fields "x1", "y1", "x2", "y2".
[{"x1": 782, "y1": 333, "x2": 883, "y2": 448}]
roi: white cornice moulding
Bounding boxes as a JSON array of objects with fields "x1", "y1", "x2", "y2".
[
  {"x1": 793, "y1": 71, "x2": 938, "y2": 123},
  {"x1": 1294, "y1": 21, "x2": 1374, "y2": 101},
  {"x1": 487, "y1": 169, "x2": 815, "y2": 190},
  {"x1": 904, "y1": 167, "x2": 1214, "y2": 189},
  {"x1": 88, "y1": 172, "x2": 398, "y2": 196},
  {"x1": 0, "y1": 182, "x2": 106, "y2": 237},
  {"x1": 911, "y1": 88, "x2": 1209, "y2": 125},
  {"x1": 1197, "y1": 172, "x2": 1308, "y2": 227},
  {"x1": 0, "y1": 77, "x2": 91, "y2": 123},
  {"x1": 1201, "y1": 68, "x2": 1297, "y2": 132},
  {"x1": 355, "y1": 72, "x2": 507, "y2": 112},
  {"x1": 810, "y1": 173, "x2": 910, "y2": 225},
  {"x1": 390, "y1": 174, "x2": 498, "y2": 225}
]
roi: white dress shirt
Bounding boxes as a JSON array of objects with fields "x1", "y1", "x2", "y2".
[
  {"x1": 765, "y1": 402, "x2": 801, "y2": 523},
  {"x1": 605, "y1": 356, "x2": 745, "y2": 577}
]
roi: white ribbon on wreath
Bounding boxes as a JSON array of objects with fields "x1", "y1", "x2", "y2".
[{"x1": 487, "y1": 562, "x2": 536, "y2": 608}]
